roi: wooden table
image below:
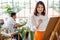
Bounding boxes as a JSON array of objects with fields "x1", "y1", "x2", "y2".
[{"x1": 1, "y1": 31, "x2": 20, "y2": 40}]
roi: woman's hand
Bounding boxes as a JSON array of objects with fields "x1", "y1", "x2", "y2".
[
  {"x1": 38, "y1": 19, "x2": 42, "y2": 25},
  {"x1": 36, "y1": 19, "x2": 43, "y2": 29}
]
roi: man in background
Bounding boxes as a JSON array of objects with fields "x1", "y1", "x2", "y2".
[{"x1": 4, "y1": 12, "x2": 23, "y2": 40}]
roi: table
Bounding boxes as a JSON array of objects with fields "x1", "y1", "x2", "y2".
[{"x1": 1, "y1": 31, "x2": 20, "y2": 40}]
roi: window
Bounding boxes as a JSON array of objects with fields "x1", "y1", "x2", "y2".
[
  {"x1": 48, "y1": 0, "x2": 60, "y2": 17},
  {"x1": 0, "y1": 0, "x2": 60, "y2": 22}
]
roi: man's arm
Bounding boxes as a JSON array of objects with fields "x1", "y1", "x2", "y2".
[
  {"x1": 19, "y1": 22, "x2": 26, "y2": 27},
  {"x1": 14, "y1": 22, "x2": 26, "y2": 28}
]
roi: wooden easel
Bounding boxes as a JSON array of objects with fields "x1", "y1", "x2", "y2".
[
  {"x1": 49, "y1": 17, "x2": 60, "y2": 40},
  {"x1": 42, "y1": 17, "x2": 60, "y2": 40}
]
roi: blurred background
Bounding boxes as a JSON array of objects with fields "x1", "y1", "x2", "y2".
[{"x1": 0, "y1": 0, "x2": 60, "y2": 24}]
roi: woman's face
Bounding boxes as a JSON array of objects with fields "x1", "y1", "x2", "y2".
[{"x1": 37, "y1": 4, "x2": 44, "y2": 14}]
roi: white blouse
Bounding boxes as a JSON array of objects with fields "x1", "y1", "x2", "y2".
[{"x1": 31, "y1": 14, "x2": 50, "y2": 31}]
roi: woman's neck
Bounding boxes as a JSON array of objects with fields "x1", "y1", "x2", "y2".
[{"x1": 38, "y1": 13, "x2": 41, "y2": 16}]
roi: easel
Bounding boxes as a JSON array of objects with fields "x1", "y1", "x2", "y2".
[
  {"x1": 49, "y1": 17, "x2": 60, "y2": 40},
  {"x1": 43, "y1": 17, "x2": 60, "y2": 40}
]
